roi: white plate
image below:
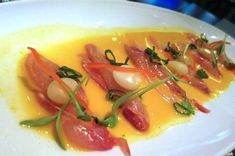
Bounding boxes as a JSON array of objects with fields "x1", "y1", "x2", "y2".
[{"x1": 0, "y1": 0, "x2": 235, "y2": 156}]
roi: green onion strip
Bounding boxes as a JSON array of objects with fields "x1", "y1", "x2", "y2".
[{"x1": 112, "y1": 76, "x2": 171, "y2": 112}]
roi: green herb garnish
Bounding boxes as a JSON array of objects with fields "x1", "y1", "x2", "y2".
[
  {"x1": 217, "y1": 35, "x2": 228, "y2": 56},
  {"x1": 55, "y1": 108, "x2": 66, "y2": 149},
  {"x1": 200, "y1": 33, "x2": 208, "y2": 43},
  {"x1": 144, "y1": 47, "x2": 181, "y2": 82},
  {"x1": 210, "y1": 51, "x2": 218, "y2": 68},
  {"x1": 188, "y1": 43, "x2": 197, "y2": 50},
  {"x1": 161, "y1": 61, "x2": 180, "y2": 82},
  {"x1": 94, "y1": 114, "x2": 118, "y2": 128},
  {"x1": 144, "y1": 47, "x2": 169, "y2": 65},
  {"x1": 20, "y1": 115, "x2": 57, "y2": 127},
  {"x1": 107, "y1": 89, "x2": 125, "y2": 101},
  {"x1": 64, "y1": 76, "x2": 90, "y2": 119},
  {"x1": 56, "y1": 66, "x2": 82, "y2": 80},
  {"x1": 216, "y1": 35, "x2": 235, "y2": 67},
  {"x1": 105, "y1": 49, "x2": 129, "y2": 66},
  {"x1": 196, "y1": 69, "x2": 208, "y2": 79},
  {"x1": 77, "y1": 112, "x2": 92, "y2": 121},
  {"x1": 173, "y1": 100, "x2": 195, "y2": 115},
  {"x1": 164, "y1": 42, "x2": 181, "y2": 59},
  {"x1": 20, "y1": 99, "x2": 69, "y2": 149}
]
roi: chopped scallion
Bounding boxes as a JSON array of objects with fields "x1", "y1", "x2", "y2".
[
  {"x1": 196, "y1": 69, "x2": 208, "y2": 79},
  {"x1": 173, "y1": 100, "x2": 195, "y2": 116},
  {"x1": 164, "y1": 42, "x2": 181, "y2": 59},
  {"x1": 105, "y1": 49, "x2": 129, "y2": 66},
  {"x1": 94, "y1": 114, "x2": 118, "y2": 128},
  {"x1": 144, "y1": 47, "x2": 168, "y2": 65},
  {"x1": 200, "y1": 33, "x2": 208, "y2": 43},
  {"x1": 20, "y1": 114, "x2": 57, "y2": 127},
  {"x1": 112, "y1": 76, "x2": 170, "y2": 112},
  {"x1": 56, "y1": 66, "x2": 82, "y2": 80}
]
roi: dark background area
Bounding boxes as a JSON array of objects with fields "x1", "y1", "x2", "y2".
[
  {"x1": 129, "y1": 0, "x2": 235, "y2": 23},
  {"x1": 186, "y1": 0, "x2": 235, "y2": 23},
  {"x1": 129, "y1": 0, "x2": 235, "y2": 37}
]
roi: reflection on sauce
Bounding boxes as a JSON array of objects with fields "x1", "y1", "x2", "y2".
[{"x1": 4, "y1": 25, "x2": 234, "y2": 148}]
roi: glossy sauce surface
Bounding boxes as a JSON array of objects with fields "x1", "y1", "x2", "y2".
[{"x1": 15, "y1": 27, "x2": 235, "y2": 148}]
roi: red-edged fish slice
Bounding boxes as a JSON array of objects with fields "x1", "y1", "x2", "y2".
[
  {"x1": 82, "y1": 44, "x2": 149, "y2": 131},
  {"x1": 25, "y1": 53, "x2": 59, "y2": 93},
  {"x1": 25, "y1": 53, "x2": 89, "y2": 111},
  {"x1": 25, "y1": 48, "x2": 131, "y2": 156},
  {"x1": 188, "y1": 50, "x2": 222, "y2": 78},
  {"x1": 190, "y1": 99, "x2": 210, "y2": 113},
  {"x1": 125, "y1": 45, "x2": 210, "y2": 113},
  {"x1": 183, "y1": 74, "x2": 210, "y2": 94},
  {"x1": 219, "y1": 53, "x2": 235, "y2": 74},
  {"x1": 125, "y1": 45, "x2": 186, "y2": 98},
  {"x1": 185, "y1": 33, "x2": 234, "y2": 75},
  {"x1": 61, "y1": 105, "x2": 130, "y2": 155},
  {"x1": 209, "y1": 40, "x2": 231, "y2": 49},
  {"x1": 209, "y1": 41, "x2": 235, "y2": 74},
  {"x1": 149, "y1": 37, "x2": 210, "y2": 94}
]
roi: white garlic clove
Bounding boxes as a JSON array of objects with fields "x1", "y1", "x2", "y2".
[
  {"x1": 47, "y1": 78, "x2": 78, "y2": 105},
  {"x1": 167, "y1": 60, "x2": 189, "y2": 76},
  {"x1": 113, "y1": 65, "x2": 142, "y2": 90}
]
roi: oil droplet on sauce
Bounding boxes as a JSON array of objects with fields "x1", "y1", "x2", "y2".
[{"x1": 2, "y1": 25, "x2": 234, "y2": 150}]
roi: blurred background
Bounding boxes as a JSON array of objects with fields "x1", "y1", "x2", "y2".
[{"x1": 129, "y1": 0, "x2": 235, "y2": 37}]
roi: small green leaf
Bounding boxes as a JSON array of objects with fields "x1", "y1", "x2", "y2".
[
  {"x1": 217, "y1": 35, "x2": 227, "y2": 56},
  {"x1": 181, "y1": 100, "x2": 195, "y2": 115},
  {"x1": 164, "y1": 42, "x2": 181, "y2": 59},
  {"x1": 196, "y1": 69, "x2": 208, "y2": 79},
  {"x1": 217, "y1": 44, "x2": 225, "y2": 56},
  {"x1": 200, "y1": 33, "x2": 208, "y2": 43},
  {"x1": 210, "y1": 51, "x2": 218, "y2": 68},
  {"x1": 174, "y1": 103, "x2": 191, "y2": 115},
  {"x1": 145, "y1": 47, "x2": 169, "y2": 64},
  {"x1": 173, "y1": 100, "x2": 195, "y2": 115},
  {"x1": 20, "y1": 115, "x2": 57, "y2": 127},
  {"x1": 188, "y1": 43, "x2": 197, "y2": 50},
  {"x1": 94, "y1": 114, "x2": 118, "y2": 128},
  {"x1": 56, "y1": 66, "x2": 82, "y2": 80}
]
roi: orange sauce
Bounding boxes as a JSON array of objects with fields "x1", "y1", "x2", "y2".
[{"x1": 16, "y1": 29, "x2": 235, "y2": 149}]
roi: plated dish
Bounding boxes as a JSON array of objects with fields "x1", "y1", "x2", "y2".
[{"x1": 0, "y1": 0, "x2": 235, "y2": 156}]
